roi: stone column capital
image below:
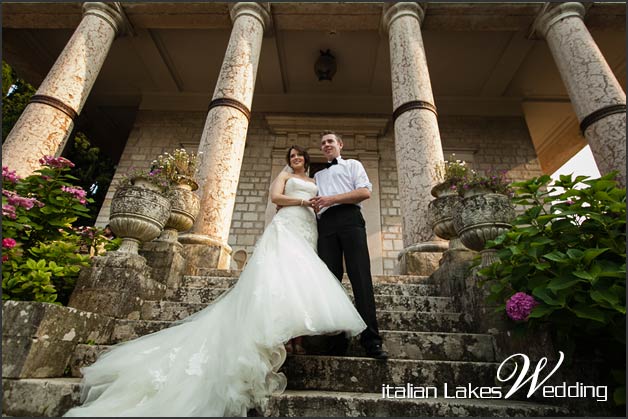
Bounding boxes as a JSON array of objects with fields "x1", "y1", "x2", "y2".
[
  {"x1": 382, "y1": 2, "x2": 426, "y2": 34},
  {"x1": 534, "y1": 2, "x2": 586, "y2": 39},
  {"x1": 82, "y1": 2, "x2": 130, "y2": 36},
  {"x1": 229, "y1": 2, "x2": 272, "y2": 33}
]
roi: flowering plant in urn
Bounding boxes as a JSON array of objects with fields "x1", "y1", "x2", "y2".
[
  {"x1": 118, "y1": 167, "x2": 171, "y2": 194},
  {"x1": 460, "y1": 168, "x2": 513, "y2": 198},
  {"x1": 152, "y1": 148, "x2": 201, "y2": 191},
  {"x1": 152, "y1": 148, "x2": 202, "y2": 243},
  {"x1": 432, "y1": 154, "x2": 469, "y2": 197}
]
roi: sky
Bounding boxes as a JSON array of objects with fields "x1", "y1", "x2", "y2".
[{"x1": 550, "y1": 145, "x2": 600, "y2": 181}]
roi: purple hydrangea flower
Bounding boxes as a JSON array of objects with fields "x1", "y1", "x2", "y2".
[
  {"x1": 2, "y1": 166, "x2": 20, "y2": 183},
  {"x1": 60, "y1": 186, "x2": 87, "y2": 204},
  {"x1": 39, "y1": 156, "x2": 75, "y2": 169},
  {"x1": 506, "y1": 292, "x2": 538, "y2": 321}
]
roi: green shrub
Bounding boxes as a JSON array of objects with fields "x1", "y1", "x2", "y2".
[
  {"x1": 2, "y1": 157, "x2": 118, "y2": 305},
  {"x1": 480, "y1": 172, "x2": 626, "y2": 404}
]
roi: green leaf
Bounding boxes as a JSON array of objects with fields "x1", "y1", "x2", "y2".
[
  {"x1": 547, "y1": 276, "x2": 583, "y2": 291},
  {"x1": 573, "y1": 270, "x2": 595, "y2": 281},
  {"x1": 566, "y1": 249, "x2": 584, "y2": 261},
  {"x1": 583, "y1": 248, "x2": 609, "y2": 264},
  {"x1": 528, "y1": 305, "x2": 556, "y2": 318},
  {"x1": 530, "y1": 237, "x2": 553, "y2": 247},
  {"x1": 590, "y1": 289, "x2": 621, "y2": 308},
  {"x1": 570, "y1": 304, "x2": 606, "y2": 323},
  {"x1": 613, "y1": 386, "x2": 625, "y2": 405},
  {"x1": 533, "y1": 287, "x2": 564, "y2": 307},
  {"x1": 543, "y1": 251, "x2": 567, "y2": 263}
]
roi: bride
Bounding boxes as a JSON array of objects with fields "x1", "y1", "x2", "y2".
[{"x1": 64, "y1": 145, "x2": 367, "y2": 417}]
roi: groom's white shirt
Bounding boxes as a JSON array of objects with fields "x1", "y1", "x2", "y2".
[{"x1": 314, "y1": 156, "x2": 372, "y2": 216}]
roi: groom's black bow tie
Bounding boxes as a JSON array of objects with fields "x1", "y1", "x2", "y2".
[{"x1": 325, "y1": 158, "x2": 338, "y2": 169}]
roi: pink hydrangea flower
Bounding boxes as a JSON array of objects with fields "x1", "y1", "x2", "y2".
[
  {"x1": 2, "y1": 238, "x2": 17, "y2": 249},
  {"x1": 2, "y1": 204, "x2": 17, "y2": 219},
  {"x1": 2, "y1": 166, "x2": 20, "y2": 183},
  {"x1": 506, "y1": 292, "x2": 538, "y2": 321},
  {"x1": 60, "y1": 186, "x2": 87, "y2": 204},
  {"x1": 39, "y1": 156, "x2": 75, "y2": 169},
  {"x1": 3, "y1": 190, "x2": 40, "y2": 210}
]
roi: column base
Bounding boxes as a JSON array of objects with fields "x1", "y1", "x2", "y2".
[
  {"x1": 179, "y1": 234, "x2": 233, "y2": 274},
  {"x1": 140, "y1": 239, "x2": 186, "y2": 289},
  {"x1": 68, "y1": 252, "x2": 166, "y2": 319},
  {"x1": 430, "y1": 247, "x2": 476, "y2": 298},
  {"x1": 397, "y1": 241, "x2": 448, "y2": 276}
]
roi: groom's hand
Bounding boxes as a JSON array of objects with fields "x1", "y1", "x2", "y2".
[{"x1": 310, "y1": 196, "x2": 335, "y2": 212}]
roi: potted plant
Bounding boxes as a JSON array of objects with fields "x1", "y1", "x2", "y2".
[
  {"x1": 109, "y1": 167, "x2": 172, "y2": 254},
  {"x1": 452, "y1": 169, "x2": 515, "y2": 267},
  {"x1": 151, "y1": 149, "x2": 201, "y2": 244},
  {"x1": 427, "y1": 156, "x2": 469, "y2": 250},
  {"x1": 432, "y1": 155, "x2": 468, "y2": 198}
]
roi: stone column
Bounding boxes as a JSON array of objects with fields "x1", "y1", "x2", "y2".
[
  {"x1": 2, "y1": 3, "x2": 127, "y2": 178},
  {"x1": 180, "y1": 3, "x2": 271, "y2": 272},
  {"x1": 382, "y1": 3, "x2": 448, "y2": 275},
  {"x1": 535, "y1": 2, "x2": 626, "y2": 185}
]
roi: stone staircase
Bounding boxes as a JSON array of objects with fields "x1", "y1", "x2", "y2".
[{"x1": 3, "y1": 270, "x2": 570, "y2": 417}]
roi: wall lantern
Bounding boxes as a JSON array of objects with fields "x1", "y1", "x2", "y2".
[{"x1": 314, "y1": 49, "x2": 337, "y2": 81}]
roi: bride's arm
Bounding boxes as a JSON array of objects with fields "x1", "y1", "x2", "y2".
[{"x1": 270, "y1": 173, "x2": 307, "y2": 207}]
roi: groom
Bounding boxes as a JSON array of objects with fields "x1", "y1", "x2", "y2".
[{"x1": 310, "y1": 131, "x2": 388, "y2": 360}]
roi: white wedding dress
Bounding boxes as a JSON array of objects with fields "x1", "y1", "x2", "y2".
[{"x1": 64, "y1": 177, "x2": 366, "y2": 417}]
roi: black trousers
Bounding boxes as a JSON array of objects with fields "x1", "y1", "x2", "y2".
[{"x1": 317, "y1": 204, "x2": 382, "y2": 351}]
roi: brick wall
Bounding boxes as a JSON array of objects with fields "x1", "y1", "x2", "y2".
[
  {"x1": 95, "y1": 110, "x2": 205, "y2": 226},
  {"x1": 439, "y1": 116, "x2": 543, "y2": 181},
  {"x1": 227, "y1": 116, "x2": 274, "y2": 258},
  {"x1": 377, "y1": 134, "x2": 404, "y2": 274},
  {"x1": 98, "y1": 112, "x2": 541, "y2": 274}
]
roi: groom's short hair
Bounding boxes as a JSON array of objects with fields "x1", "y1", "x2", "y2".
[{"x1": 321, "y1": 130, "x2": 342, "y2": 143}]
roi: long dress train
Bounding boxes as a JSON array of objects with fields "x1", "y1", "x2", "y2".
[{"x1": 64, "y1": 177, "x2": 367, "y2": 417}]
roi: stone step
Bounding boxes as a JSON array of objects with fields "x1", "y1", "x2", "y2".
[
  {"x1": 70, "y1": 330, "x2": 495, "y2": 377},
  {"x1": 172, "y1": 280, "x2": 440, "y2": 299},
  {"x1": 121, "y1": 310, "x2": 469, "y2": 342},
  {"x1": 140, "y1": 296, "x2": 456, "y2": 321},
  {"x1": 2, "y1": 378, "x2": 570, "y2": 417},
  {"x1": 348, "y1": 330, "x2": 495, "y2": 362},
  {"x1": 2, "y1": 378, "x2": 82, "y2": 417},
  {"x1": 378, "y1": 310, "x2": 469, "y2": 333},
  {"x1": 265, "y1": 390, "x2": 569, "y2": 417},
  {"x1": 281, "y1": 356, "x2": 504, "y2": 393},
  {"x1": 188, "y1": 270, "x2": 433, "y2": 285}
]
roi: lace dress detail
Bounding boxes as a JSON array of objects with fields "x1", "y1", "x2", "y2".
[
  {"x1": 64, "y1": 177, "x2": 366, "y2": 417},
  {"x1": 271, "y1": 178, "x2": 318, "y2": 249}
]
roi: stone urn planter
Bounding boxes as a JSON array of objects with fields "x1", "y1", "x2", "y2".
[
  {"x1": 427, "y1": 182, "x2": 465, "y2": 251},
  {"x1": 453, "y1": 189, "x2": 515, "y2": 267},
  {"x1": 157, "y1": 177, "x2": 200, "y2": 246},
  {"x1": 109, "y1": 177, "x2": 171, "y2": 254}
]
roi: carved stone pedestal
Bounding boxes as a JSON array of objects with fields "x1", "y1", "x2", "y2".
[
  {"x1": 179, "y1": 234, "x2": 232, "y2": 274},
  {"x1": 140, "y1": 240, "x2": 186, "y2": 289},
  {"x1": 69, "y1": 253, "x2": 166, "y2": 319},
  {"x1": 397, "y1": 241, "x2": 448, "y2": 276},
  {"x1": 430, "y1": 247, "x2": 476, "y2": 301}
]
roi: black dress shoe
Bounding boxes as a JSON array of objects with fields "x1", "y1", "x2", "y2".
[{"x1": 365, "y1": 344, "x2": 389, "y2": 360}]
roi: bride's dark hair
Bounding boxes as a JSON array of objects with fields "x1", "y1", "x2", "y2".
[{"x1": 286, "y1": 145, "x2": 310, "y2": 171}]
